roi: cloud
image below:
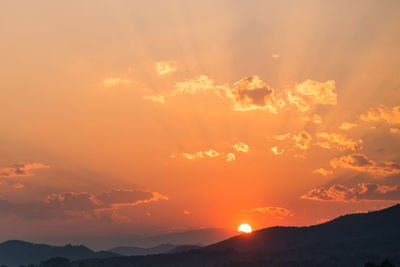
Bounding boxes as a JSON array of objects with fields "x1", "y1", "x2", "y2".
[
  {"x1": 229, "y1": 76, "x2": 284, "y2": 112},
  {"x1": 154, "y1": 61, "x2": 176, "y2": 75},
  {"x1": 13, "y1": 183, "x2": 24, "y2": 189},
  {"x1": 340, "y1": 122, "x2": 358, "y2": 130},
  {"x1": 330, "y1": 153, "x2": 400, "y2": 176},
  {"x1": 390, "y1": 128, "x2": 400, "y2": 134},
  {"x1": 312, "y1": 168, "x2": 333, "y2": 176},
  {"x1": 317, "y1": 132, "x2": 363, "y2": 151},
  {"x1": 270, "y1": 146, "x2": 284, "y2": 155},
  {"x1": 301, "y1": 183, "x2": 400, "y2": 202},
  {"x1": 301, "y1": 114, "x2": 322, "y2": 124},
  {"x1": 183, "y1": 210, "x2": 190, "y2": 215},
  {"x1": 233, "y1": 142, "x2": 249, "y2": 153},
  {"x1": 172, "y1": 75, "x2": 228, "y2": 97},
  {"x1": 182, "y1": 149, "x2": 221, "y2": 160},
  {"x1": 0, "y1": 188, "x2": 167, "y2": 222},
  {"x1": 226, "y1": 153, "x2": 235, "y2": 162},
  {"x1": 271, "y1": 53, "x2": 280, "y2": 58},
  {"x1": 142, "y1": 94, "x2": 165, "y2": 104},
  {"x1": 102, "y1": 77, "x2": 131, "y2": 87},
  {"x1": 293, "y1": 131, "x2": 312, "y2": 150},
  {"x1": 272, "y1": 133, "x2": 291, "y2": 141},
  {"x1": 242, "y1": 206, "x2": 292, "y2": 219},
  {"x1": 286, "y1": 80, "x2": 337, "y2": 111},
  {"x1": 0, "y1": 162, "x2": 49, "y2": 178},
  {"x1": 360, "y1": 105, "x2": 400, "y2": 124}
]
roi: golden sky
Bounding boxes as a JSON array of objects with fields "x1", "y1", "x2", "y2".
[{"x1": 1, "y1": 0, "x2": 400, "y2": 249}]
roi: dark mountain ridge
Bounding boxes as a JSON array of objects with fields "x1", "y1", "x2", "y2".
[
  {"x1": 0, "y1": 240, "x2": 119, "y2": 267},
  {"x1": 69, "y1": 203, "x2": 400, "y2": 267},
  {"x1": 3, "y1": 204, "x2": 400, "y2": 266}
]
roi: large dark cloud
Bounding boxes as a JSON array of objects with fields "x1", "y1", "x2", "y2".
[{"x1": 0, "y1": 189, "x2": 167, "y2": 222}]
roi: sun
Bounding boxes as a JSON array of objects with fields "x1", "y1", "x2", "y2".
[{"x1": 238, "y1": 223, "x2": 252, "y2": 233}]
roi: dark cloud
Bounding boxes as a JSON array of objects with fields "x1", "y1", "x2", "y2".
[
  {"x1": 0, "y1": 162, "x2": 49, "y2": 178},
  {"x1": 0, "y1": 189, "x2": 167, "y2": 222},
  {"x1": 230, "y1": 76, "x2": 283, "y2": 112},
  {"x1": 330, "y1": 153, "x2": 400, "y2": 176},
  {"x1": 301, "y1": 183, "x2": 400, "y2": 202}
]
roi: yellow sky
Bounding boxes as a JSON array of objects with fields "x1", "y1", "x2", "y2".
[{"x1": 0, "y1": 0, "x2": 400, "y2": 249}]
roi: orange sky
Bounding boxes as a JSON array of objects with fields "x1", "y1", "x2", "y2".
[{"x1": 1, "y1": 0, "x2": 400, "y2": 249}]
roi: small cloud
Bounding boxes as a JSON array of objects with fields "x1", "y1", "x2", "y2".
[
  {"x1": 0, "y1": 162, "x2": 49, "y2": 178},
  {"x1": 270, "y1": 146, "x2": 284, "y2": 155},
  {"x1": 272, "y1": 133, "x2": 291, "y2": 141},
  {"x1": 317, "y1": 132, "x2": 363, "y2": 151},
  {"x1": 271, "y1": 53, "x2": 280, "y2": 58},
  {"x1": 102, "y1": 77, "x2": 131, "y2": 87},
  {"x1": 143, "y1": 94, "x2": 165, "y2": 104},
  {"x1": 172, "y1": 75, "x2": 228, "y2": 96},
  {"x1": 242, "y1": 206, "x2": 292, "y2": 219},
  {"x1": 301, "y1": 183, "x2": 400, "y2": 202},
  {"x1": 360, "y1": 105, "x2": 400, "y2": 124},
  {"x1": 182, "y1": 149, "x2": 221, "y2": 160},
  {"x1": 233, "y1": 142, "x2": 249, "y2": 153},
  {"x1": 301, "y1": 114, "x2": 322, "y2": 124},
  {"x1": 226, "y1": 153, "x2": 236, "y2": 162},
  {"x1": 146, "y1": 212, "x2": 151, "y2": 216},
  {"x1": 312, "y1": 168, "x2": 333, "y2": 176},
  {"x1": 183, "y1": 210, "x2": 190, "y2": 215},
  {"x1": 390, "y1": 128, "x2": 400, "y2": 134},
  {"x1": 204, "y1": 149, "x2": 220, "y2": 157},
  {"x1": 340, "y1": 122, "x2": 358, "y2": 130},
  {"x1": 229, "y1": 76, "x2": 284, "y2": 112},
  {"x1": 293, "y1": 131, "x2": 312, "y2": 150},
  {"x1": 286, "y1": 80, "x2": 337, "y2": 112},
  {"x1": 316, "y1": 141, "x2": 331, "y2": 149},
  {"x1": 13, "y1": 183, "x2": 24, "y2": 189},
  {"x1": 330, "y1": 153, "x2": 400, "y2": 176},
  {"x1": 155, "y1": 61, "x2": 176, "y2": 75}
]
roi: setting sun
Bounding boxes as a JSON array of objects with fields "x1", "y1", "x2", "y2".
[{"x1": 238, "y1": 224, "x2": 252, "y2": 233}]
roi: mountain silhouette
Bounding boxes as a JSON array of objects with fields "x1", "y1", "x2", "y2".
[
  {"x1": 69, "y1": 203, "x2": 400, "y2": 267},
  {"x1": 5, "y1": 204, "x2": 400, "y2": 266},
  {"x1": 0, "y1": 240, "x2": 119, "y2": 267}
]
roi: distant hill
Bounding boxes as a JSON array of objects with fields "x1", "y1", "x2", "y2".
[
  {"x1": 108, "y1": 243, "x2": 176, "y2": 256},
  {"x1": 0, "y1": 240, "x2": 119, "y2": 267},
  {"x1": 68, "y1": 204, "x2": 400, "y2": 267},
  {"x1": 108, "y1": 243, "x2": 203, "y2": 256}
]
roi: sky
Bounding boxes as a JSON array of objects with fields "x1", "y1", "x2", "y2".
[{"x1": 1, "y1": 0, "x2": 400, "y2": 250}]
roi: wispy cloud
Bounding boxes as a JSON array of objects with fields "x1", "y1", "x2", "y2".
[
  {"x1": 301, "y1": 183, "x2": 400, "y2": 202},
  {"x1": 312, "y1": 168, "x2": 333, "y2": 176},
  {"x1": 330, "y1": 153, "x2": 400, "y2": 176},
  {"x1": 360, "y1": 105, "x2": 400, "y2": 124},
  {"x1": 317, "y1": 132, "x2": 363, "y2": 151},
  {"x1": 102, "y1": 77, "x2": 131, "y2": 87},
  {"x1": 154, "y1": 61, "x2": 176, "y2": 75},
  {"x1": 142, "y1": 94, "x2": 166, "y2": 104},
  {"x1": 340, "y1": 122, "x2": 358, "y2": 130},
  {"x1": 0, "y1": 188, "x2": 167, "y2": 223},
  {"x1": 0, "y1": 162, "x2": 49, "y2": 178},
  {"x1": 286, "y1": 80, "x2": 337, "y2": 112},
  {"x1": 182, "y1": 149, "x2": 221, "y2": 160},
  {"x1": 242, "y1": 206, "x2": 292, "y2": 219}
]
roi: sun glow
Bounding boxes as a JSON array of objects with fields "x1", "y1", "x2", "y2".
[{"x1": 238, "y1": 223, "x2": 252, "y2": 233}]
